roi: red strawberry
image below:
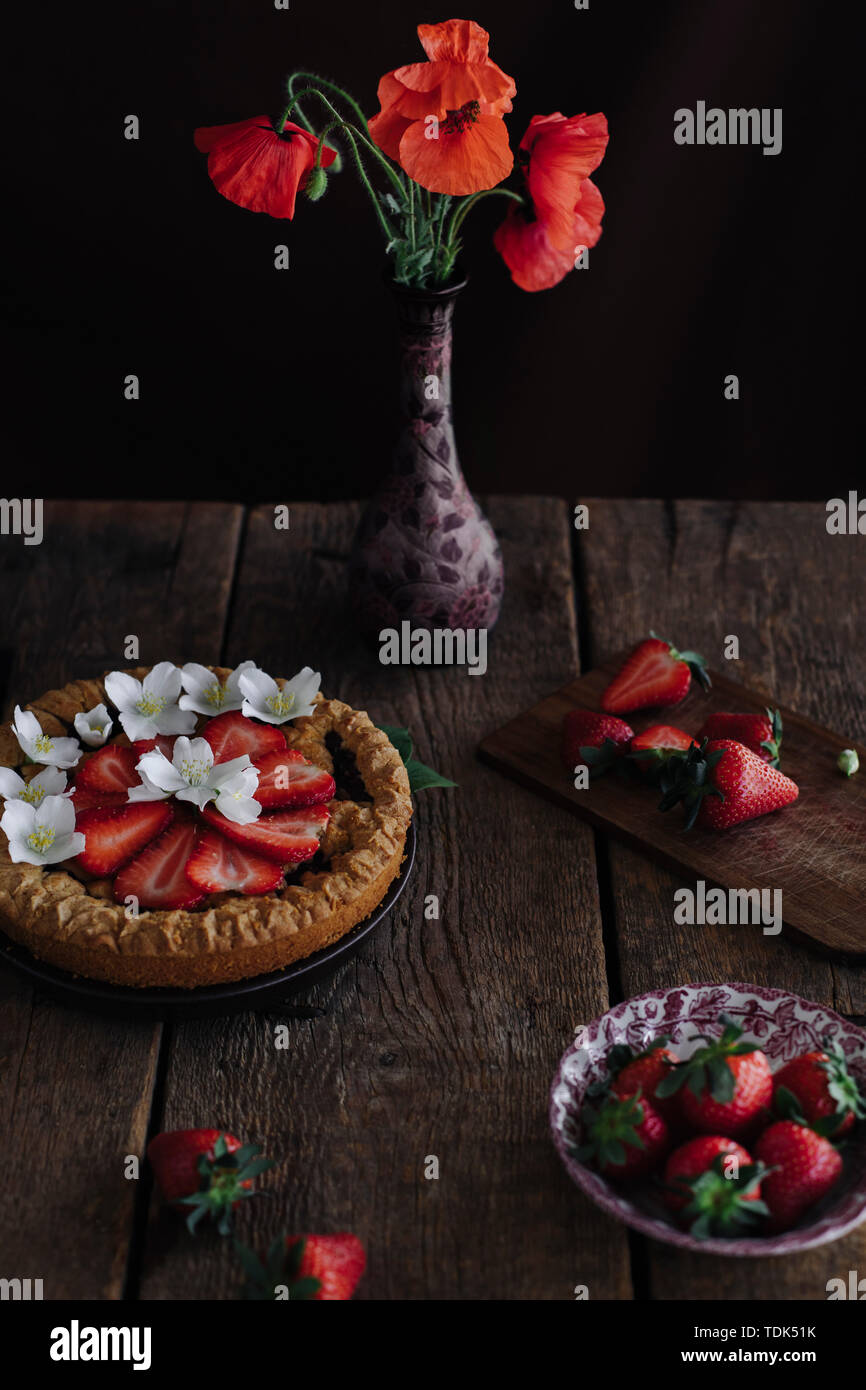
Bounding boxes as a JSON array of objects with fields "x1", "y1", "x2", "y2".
[
  {"x1": 601, "y1": 633, "x2": 711, "y2": 715},
  {"x1": 75, "y1": 744, "x2": 140, "y2": 797},
  {"x1": 200, "y1": 804, "x2": 329, "y2": 865},
  {"x1": 253, "y1": 748, "x2": 336, "y2": 809},
  {"x1": 561, "y1": 710, "x2": 634, "y2": 778},
  {"x1": 240, "y1": 1233, "x2": 366, "y2": 1301},
  {"x1": 772, "y1": 1048, "x2": 865, "y2": 1138},
  {"x1": 113, "y1": 817, "x2": 205, "y2": 909},
  {"x1": 658, "y1": 738, "x2": 798, "y2": 830},
  {"x1": 662, "y1": 1135, "x2": 768, "y2": 1237},
  {"x1": 147, "y1": 1129, "x2": 275, "y2": 1235},
  {"x1": 606, "y1": 1038, "x2": 682, "y2": 1125},
  {"x1": 697, "y1": 708, "x2": 783, "y2": 767},
  {"x1": 75, "y1": 802, "x2": 173, "y2": 876},
  {"x1": 185, "y1": 828, "x2": 285, "y2": 896},
  {"x1": 657, "y1": 1014, "x2": 773, "y2": 1138},
  {"x1": 202, "y1": 711, "x2": 285, "y2": 765},
  {"x1": 576, "y1": 1090, "x2": 670, "y2": 1181},
  {"x1": 132, "y1": 734, "x2": 178, "y2": 759},
  {"x1": 629, "y1": 724, "x2": 696, "y2": 776},
  {"x1": 754, "y1": 1120, "x2": 843, "y2": 1232},
  {"x1": 70, "y1": 787, "x2": 128, "y2": 814}
]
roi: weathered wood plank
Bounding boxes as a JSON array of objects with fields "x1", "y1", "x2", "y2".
[
  {"x1": 137, "y1": 497, "x2": 632, "y2": 1301},
  {"x1": 578, "y1": 499, "x2": 866, "y2": 1299},
  {"x1": 0, "y1": 500, "x2": 243, "y2": 1298}
]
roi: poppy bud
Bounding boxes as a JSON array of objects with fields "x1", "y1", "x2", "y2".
[{"x1": 305, "y1": 165, "x2": 329, "y2": 202}]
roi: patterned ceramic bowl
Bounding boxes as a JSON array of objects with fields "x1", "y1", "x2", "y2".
[{"x1": 550, "y1": 982, "x2": 866, "y2": 1256}]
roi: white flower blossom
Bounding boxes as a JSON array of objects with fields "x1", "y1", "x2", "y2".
[
  {"x1": 1, "y1": 794, "x2": 85, "y2": 866},
  {"x1": 12, "y1": 706, "x2": 81, "y2": 768},
  {"x1": 239, "y1": 666, "x2": 321, "y2": 725},
  {"x1": 73, "y1": 703, "x2": 114, "y2": 748},
  {"x1": 133, "y1": 737, "x2": 262, "y2": 824},
  {"x1": 104, "y1": 663, "x2": 197, "y2": 743},
  {"x1": 0, "y1": 766, "x2": 71, "y2": 808},
  {"x1": 179, "y1": 661, "x2": 258, "y2": 717}
]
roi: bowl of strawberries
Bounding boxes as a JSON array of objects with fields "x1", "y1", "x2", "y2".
[{"x1": 550, "y1": 982, "x2": 866, "y2": 1254}]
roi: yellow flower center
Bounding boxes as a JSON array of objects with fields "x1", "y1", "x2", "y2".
[
  {"x1": 265, "y1": 691, "x2": 294, "y2": 717},
  {"x1": 27, "y1": 824, "x2": 56, "y2": 854},
  {"x1": 180, "y1": 758, "x2": 210, "y2": 786},
  {"x1": 203, "y1": 681, "x2": 227, "y2": 708},
  {"x1": 20, "y1": 782, "x2": 46, "y2": 806},
  {"x1": 136, "y1": 693, "x2": 167, "y2": 718},
  {"x1": 33, "y1": 734, "x2": 53, "y2": 755}
]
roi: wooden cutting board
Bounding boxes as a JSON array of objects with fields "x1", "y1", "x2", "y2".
[{"x1": 478, "y1": 654, "x2": 866, "y2": 959}]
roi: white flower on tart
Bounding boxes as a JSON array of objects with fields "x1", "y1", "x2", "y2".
[
  {"x1": 73, "y1": 703, "x2": 114, "y2": 748},
  {"x1": 0, "y1": 765, "x2": 71, "y2": 807},
  {"x1": 12, "y1": 706, "x2": 82, "y2": 768},
  {"x1": 178, "y1": 660, "x2": 258, "y2": 717},
  {"x1": 1, "y1": 793, "x2": 85, "y2": 866}
]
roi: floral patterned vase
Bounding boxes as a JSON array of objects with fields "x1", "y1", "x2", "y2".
[{"x1": 349, "y1": 276, "x2": 504, "y2": 635}]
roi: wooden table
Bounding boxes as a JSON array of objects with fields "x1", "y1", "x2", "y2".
[{"x1": 0, "y1": 498, "x2": 863, "y2": 1301}]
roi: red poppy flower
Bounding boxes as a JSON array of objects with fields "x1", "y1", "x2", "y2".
[
  {"x1": 494, "y1": 177, "x2": 605, "y2": 292},
  {"x1": 517, "y1": 112, "x2": 608, "y2": 250},
  {"x1": 368, "y1": 19, "x2": 516, "y2": 195},
  {"x1": 194, "y1": 116, "x2": 337, "y2": 219}
]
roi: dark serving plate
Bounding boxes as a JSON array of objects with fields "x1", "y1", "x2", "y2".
[{"x1": 0, "y1": 822, "x2": 416, "y2": 1020}]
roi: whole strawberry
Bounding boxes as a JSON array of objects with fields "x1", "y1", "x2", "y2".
[
  {"x1": 656, "y1": 1014, "x2": 773, "y2": 1138},
  {"x1": 697, "y1": 708, "x2": 783, "y2": 767},
  {"x1": 754, "y1": 1120, "x2": 843, "y2": 1232},
  {"x1": 561, "y1": 710, "x2": 634, "y2": 779},
  {"x1": 658, "y1": 738, "x2": 798, "y2": 830},
  {"x1": 601, "y1": 633, "x2": 711, "y2": 716},
  {"x1": 605, "y1": 1038, "x2": 682, "y2": 1126},
  {"x1": 575, "y1": 1090, "x2": 670, "y2": 1181},
  {"x1": 238, "y1": 1233, "x2": 366, "y2": 1300},
  {"x1": 147, "y1": 1129, "x2": 275, "y2": 1235},
  {"x1": 772, "y1": 1047, "x2": 866, "y2": 1138},
  {"x1": 662, "y1": 1135, "x2": 769, "y2": 1238}
]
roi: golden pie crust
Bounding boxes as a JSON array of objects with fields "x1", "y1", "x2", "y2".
[{"x1": 0, "y1": 668, "x2": 412, "y2": 988}]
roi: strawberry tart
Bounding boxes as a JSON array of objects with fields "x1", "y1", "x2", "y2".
[{"x1": 0, "y1": 662, "x2": 412, "y2": 988}]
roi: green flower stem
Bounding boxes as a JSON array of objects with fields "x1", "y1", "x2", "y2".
[
  {"x1": 408, "y1": 179, "x2": 416, "y2": 253},
  {"x1": 447, "y1": 186, "x2": 525, "y2": 242},
  {"x1": 281, "y1": 87, "x2": 407, "y2": 206},
  {"x1": 286, "y1": 71, "x2": 371, "y2": 136},
  {"x1": 338, "y1": 126, "x2": 396, "y2": 243}
]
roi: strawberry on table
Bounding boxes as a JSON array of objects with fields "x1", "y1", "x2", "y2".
[
  {"x1": 147, "y1": 1129, "x2": 276, "y2": 1235},
  {"x1": 605, "y1": 1037, "x2": 682, "y2": 1126},
  {"x1": 252, "y1": 748, "x2": 336, "y2": 809},
  {"x1": 601, "y1": 633, "x2": 711, "y2": 715},
  {"x1": 576, "y1": 1090, "x2": 670, "y2": 1181},
  {"x1": 754, "y1": 1120, "x2": 843, "y2": 1232},
  {"x1": 75, "y1": 743, "x2": 140, "y2": 797},
  {"x1": 113, "y1": 817, "x2": 205, "y2": 910},
  {"x1": 75, "y1": 802, "x2": 173, "y2": 876},
  {"x1": 238, "y1": 1232, "x2": 366, "y2": 1301},
  {"x1": 697, "y1": 708, "x2": 783, "y2": 767},
  {"x1": 628, "y1": 724, "x2": 696, "y2": 777},
  {"x1": 772, "y1": 1047, "x2": 866, "y2": 1138},
  {"x1": 662, "y1": 1135, "x2": 768, "y2": 1237},
  {"x1": 202, "y1": 710, "x2": 286, "y2": 766},
  {"x1": 201, "y1": 803, "x2": 329, "y2": 865},
  {"x1": 658, "y1": 738, "x2": 798, "y2": 830},
  {"x1": 561, "y1": 710, "x2": 634, "y2": 778},
  {"x1": 656, "y1": 1014, "x2": 772, "y2": 1138},
  {"x1": 186, "y1": 827, "x2": 285, "y2": 896}
]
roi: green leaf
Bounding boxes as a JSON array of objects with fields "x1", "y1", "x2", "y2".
[
  {"x1": 376, "y1": 723, "x2": 414, "y2": 762},
  {"x1": 405, "y1": 759, "x2": 457, "y2": 791}
]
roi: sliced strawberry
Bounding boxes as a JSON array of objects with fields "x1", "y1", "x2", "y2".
[
  {"x1": 70, "y1": 787, "x2": 129, "y2": 814},
  {"x1": 76, "y1": 744, "x2": 140, "y2": 797},
  {"x1": 133, "y1": 734, "x2": 178, "y2": 759},
  {"x1": 601, "y1": 634, "x2": 711, "y2": 715},
  {"x1": 252, "y1": 749, "x2": 336, "y2": 809},
  {"x1": 200, "y1": 804, "x2": 329, "y2": 865},
  {"x1": 185, "y1": 828, "x2": 285, "y2": 896},
  {"x1": 202, "y1": 711, "x2": 286, "y2": 765},
  {"x1": 114, "y1": 818, "x2": 206, "y2": 910},
  {"x1": 76, "y1": 802, "x2": 173, "y2": 876}
]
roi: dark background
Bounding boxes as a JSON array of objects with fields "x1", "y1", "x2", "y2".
[{"x1": 4, "y1": 0, "x2": 855, "y2": 501}]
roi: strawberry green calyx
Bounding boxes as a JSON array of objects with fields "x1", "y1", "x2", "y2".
[
  {"x1": 669, "y1": 1155, "x2": 771, "y2": 1239},
  {"x1": 236, "y1": 1236, "x2": 321, "y2": 1301},
  {"x1": 760, "y1": 708, "x2": 783, "y2": 767},
  {"x1": 649, "y1": 630, "x2": 712, "y2": 693},
  {"x1": 575, "y1": 1091, "x2": 648, "y2": 1168},
  {"x1": 656, "y1": 1015, "x2": 756, "y2": 1104},
  {"x1": 656, "y1": 738, "x2": 725, "y2": 830},
  {"x1": 838, "y1": 748, "x2": 859, "y2": 777},
  {"x1": 179, "y1": 1135, "x2": 276, "y2": 1236},
  {"x1": 578, "y1": 737, "x2": 628, "y2": 780}
]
